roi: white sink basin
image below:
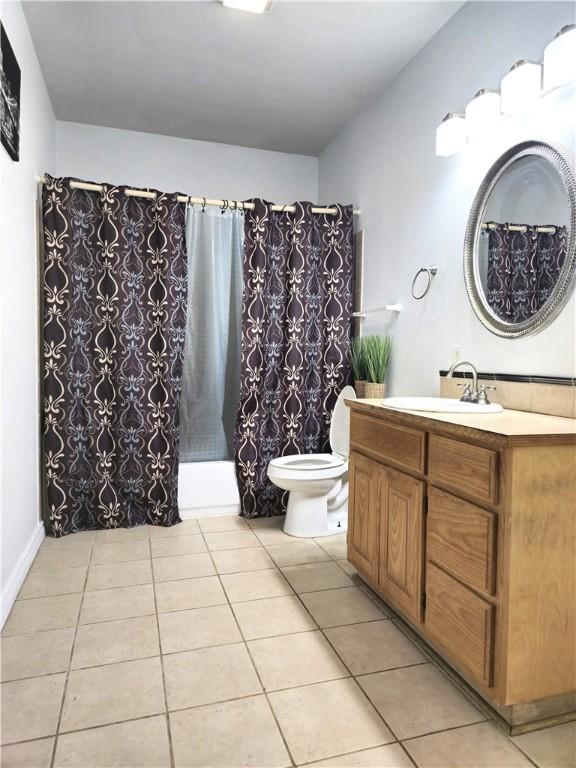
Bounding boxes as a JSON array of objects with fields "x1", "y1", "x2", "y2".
[{"x1": 381, "y1": 397, "x2": 503, "y2": 414}]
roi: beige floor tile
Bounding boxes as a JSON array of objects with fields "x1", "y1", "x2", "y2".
[
  {"x1": 152, "y1": 553, "x2": 215, "y2": 582},
  {"x1": 301, "y1": 587, "x2": 386, "y2": 628},
  {"x1": 2, "y1": 594, "x2": 82, "y2": 635},
  {"x1": 221, "y1": 569, "x2": 293, "y2": 603},
  {"x1": 198, "y1": 515, "x2": 249, "y2": 532},
  {"x1": 513, "y1": 721, "x2": 576, "y2": 768},
  {"x1": 170, "y1": 695, "x2": 290, "y2": 768},
  {"x1": 54, "y1": 715, "x2": 171, "y2": 768},
  {"x1": 17, "y1": 565, "x2": 87, "y2": 599},
  {"x1": 1, "y1": 628, "x2": 74, "y2": 681},
  {"x1": 79, "y1": 583, "x2": 155, "y2": 624},
  {"x1": 269, "y1": 678, "x2": 394, "y2": 764},
  {"x1": 95, "y1": 525, "x2": 149, "y2": 543},
  {"x1": 86, "y1": 559, "x2": 152, "y2": 591},
  {"x1": 307, "y1": 743, "x2": 414, "y2": 767},
  {"x1": 246, "y1": 515, "x2": 285, "y2": 529},
  {"x1": 358, "y1": 664, "x2": 484, "y2": 740},
  {"x1": 32, "y1": 546, "x2": 92, "y2": 571},
  {"x1": 324, "y1": 620, "x2": 425, "y2": 674},
  {"x1": 164, "y1": 643, "x2": 262, "y2": 710},
  {"x1": 148, "y1": 519, "x2": 200, "y2": 538},
  {"x1": 155, "y1": 575, "x2": 227, "y2": 613},
  {"x1": 211, "y1": 547, "x2": 275, "y2": 574},
  {"x1": 249, "y1": 630, "x2": 348, "y2": 691},
  {"x1": 337, "y1": 559, "x2": 357, "y2": 576},
  {"x1": 0, "y1": 674, "x2": 66, "y2": 744},
  {"x1": 0, "y1": 738, "x2": 54, "y2": 768},
  {"x1": 267, "y1": 540, "x2": 330, "y2": 567},
  {"x1": 61, "y1": 657, "x2": 165, "y2": 732},
  {"x1": 281, "y1": 562, "x2": 354, "y2": 593},
  {"x1": 41, "y1": 531, "x2": 96, "y2": 547},
  {"x1": 314, "y1": 535, "x2": 348, "y2": 560},
  {"x1": 232, "y1": 595, "x2": 317, "y2": 640},
  {"x1": 254, "y1": 527, "x2": 301, "y2": 546},
  {"x1": 151, "y1": 534, "x2": 207, "y2": 558},
  {"x1": 204, "y1": 529, "x2": 260, "y2": 551},
  {"x1": 91, "y1": 540, "x2": 150, "y2": 565},
  {"x1": 71, "y1": 614, "x2": 159, "y2": 669},
  {"x1": 158, "y1": 604, "x2": 241, "y2": 653},
  {"x1": 404, "y1": 721, "x2": 533, "y2": 767}
]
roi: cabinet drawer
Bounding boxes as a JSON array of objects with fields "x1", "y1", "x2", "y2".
[
  {"x1": 426, "y1": 562, "x2": 495, "y2": 687},
  {"x1": 428, "y1": 434, "x2": 499, "y2": 505},
  {"x1": 350, "y1": 413, "x2": 425, "y2": 475},
  {"x1": 427, "y1": 487, "x2": 497, "y2": 595}
]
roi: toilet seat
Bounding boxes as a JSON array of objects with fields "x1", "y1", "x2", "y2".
[
  {"x1": 269, "y1": 453, "x2": 344, "y2": 471},
  {"x1": 268, "y1": 385, "x2": 356, "y2": 478}
]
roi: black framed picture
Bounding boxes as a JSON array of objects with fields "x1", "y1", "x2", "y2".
[{"x1": 1, "y1": 22, "x2": 21, "y2": 161}]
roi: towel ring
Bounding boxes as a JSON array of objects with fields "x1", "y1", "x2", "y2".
[{"x1": 411, "y1": 266, "x2": 438, "y2": 300}]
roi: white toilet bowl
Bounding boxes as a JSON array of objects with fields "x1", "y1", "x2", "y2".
[{"x1": 267, "y1": 386, "x2": 356, "y2": 538}]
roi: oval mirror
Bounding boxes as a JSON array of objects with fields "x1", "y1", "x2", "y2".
[{"x1": 464, "y1": 141, "x2": 576, "y2": 338}]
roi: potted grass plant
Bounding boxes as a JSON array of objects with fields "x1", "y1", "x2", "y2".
[
  {"x1": 349, "y1": 336, "x2": 367, "y2": 397},
  {"x1": 364, "y1": 334, "x2": 392, "y2": 398}
]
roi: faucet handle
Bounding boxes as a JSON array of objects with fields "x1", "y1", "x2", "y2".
[
  {"x1": 477, "y1": 384, "x2": 496, "y2": 405},
  {"x1": 456, "y1": 382, "x2": 475, "y2": 402}
]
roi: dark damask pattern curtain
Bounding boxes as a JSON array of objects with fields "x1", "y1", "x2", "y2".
[
  {"x1": 486, "y1": 222, "x2": 567, "y2": 323},
  {"x1": 234, "y1": 199, "x2": 353, "y2": 519},
  {"x1": 42, "y1": 175, "x2": 187, "y2": 536}
]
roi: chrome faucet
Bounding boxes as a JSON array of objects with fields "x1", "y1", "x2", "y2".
[{"x1": 446, "y1": 361, "x2": 496, "y2": 404}]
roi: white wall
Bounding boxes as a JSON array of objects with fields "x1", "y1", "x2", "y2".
[
  {"x1": 53, "y1": 121, "x2": 318, "y2": 203},
  {"x1": 319, "y1": 1, "x2": 576, "y2": 396},
  {"x1": 0, "y1": 1, "x2": 55, "y2": 624}
]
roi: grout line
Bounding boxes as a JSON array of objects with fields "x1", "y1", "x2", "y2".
[
  {"x1": 48, "y1": 537, "x2": 95, "y2": 768},
  {"x1": 196, "y1": 524, "x2": 299, "y2": 768},
  {"x1": 148, "y1": 529, "x2": 176, "y2": 768}
]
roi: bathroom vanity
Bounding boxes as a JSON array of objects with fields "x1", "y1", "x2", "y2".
[{"x1": 346, "y1": 399, "x2": 576, "y2": 731}]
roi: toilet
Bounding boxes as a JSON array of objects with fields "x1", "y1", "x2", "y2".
[{"x1": 267, "y1": 386, "x2": 357, "y2": 538}]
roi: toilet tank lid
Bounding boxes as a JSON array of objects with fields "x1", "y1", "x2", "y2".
[{"x1": 329, "y1": 385, "x2": 357, "y2": 458}]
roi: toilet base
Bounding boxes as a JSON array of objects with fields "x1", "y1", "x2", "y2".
[{"x1": 283, "y1": 489, "x2": 348, "y2": 538}]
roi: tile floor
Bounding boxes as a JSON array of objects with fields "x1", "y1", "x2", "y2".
[{"x1": 1, "y1": 514, "x2": 574, "y2": 768}]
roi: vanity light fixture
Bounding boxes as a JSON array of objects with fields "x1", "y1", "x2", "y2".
[
  {"x1": 464, "y1": 89, "x2": 501, "y2": 140},
  {"x1": 435, "y1": 113, "x2": 467, "y2": 157},
  {"x1": 501, "y1": 60, "x2": 542, "y2": 114},
  {"x1": 543, "y1": 24, "x2": 576, "y2": 91},
  {"x1": 221, "y1": 0, "x2": 272, "y2": 12}
]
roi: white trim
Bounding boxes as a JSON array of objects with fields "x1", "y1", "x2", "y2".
[
  {"x1": 180, "y1": 504, "x2": 241, "y2": 520},
  {"x1": 1, "y1": 522, "x2": 45, "y2": 629}
]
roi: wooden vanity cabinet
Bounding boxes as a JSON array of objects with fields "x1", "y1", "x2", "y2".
[{"x1": 346, "y1": 401, "x2": 576, "y2": 729}]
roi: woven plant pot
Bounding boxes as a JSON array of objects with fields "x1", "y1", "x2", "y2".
[
  {"x1": 354, "y1": 380, "x2": 367, "y2": 398},
  {"x1": 364, "y1": 382, "x2": 386, "y2": 399}
]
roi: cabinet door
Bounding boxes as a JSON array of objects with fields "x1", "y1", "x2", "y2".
[
  {"x1": 378, "y1": 466, "x2": 425, "y2": 624},
  {"x1": 347, "y1": 452, "x2": 380, "y2": 580}
]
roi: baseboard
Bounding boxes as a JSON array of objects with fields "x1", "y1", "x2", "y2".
[
  {"x1": 1, "y1": 521, "x2": 45, "y2": 629},
  {"x1": 180, "y1": 504, "x2": 241, "y2": 520}
]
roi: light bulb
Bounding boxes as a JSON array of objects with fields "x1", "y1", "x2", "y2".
[
  {"x1": 222, "y1": 0, "x2": 272, "y2": 12},
  {"x1": 544, "y1": 24, "x2": 576, "y2": 91},
  {"x1": 435, "y1": 113, "x2": 467, "y2": 157},
  {"x1": 501, "y1": 60, "x2": 542, "y2": 114},
  {"x1": 465, "y1": 89, "x2": 501, "y2": 140}
]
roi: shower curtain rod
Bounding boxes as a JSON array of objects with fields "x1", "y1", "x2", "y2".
[
  {"x1": 481, "y1": 222, "x2": 557, "y2": 234},
  {"x1": 37, "y1": 176, "x2": 360, "y2": 215}
]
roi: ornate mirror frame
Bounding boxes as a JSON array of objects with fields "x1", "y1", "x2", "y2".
[{"x1": 463, "y1": 140, "x2": 576, "y2": 338}]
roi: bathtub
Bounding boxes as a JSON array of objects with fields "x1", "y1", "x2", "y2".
[{"x1": 177, "y1": 461, "x2": 241, "y2": 519}]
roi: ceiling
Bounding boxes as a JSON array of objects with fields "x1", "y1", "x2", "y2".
[{"x1": 23, "y1": 1, "x2": 463, "y2": 155}]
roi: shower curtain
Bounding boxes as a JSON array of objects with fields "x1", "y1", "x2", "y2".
[
  {"x1": 41, "y1": 175, "x2": 187, "y2": 535},
  {"x1": 486, "y1": 222, "x2": 567, "y2": 322},
  {"x1": 235, "y1": 199, "x2": 354, "y2": 519},
  {"x1": 179, "y1": 205, "x2": 243, "y2": 462}
]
